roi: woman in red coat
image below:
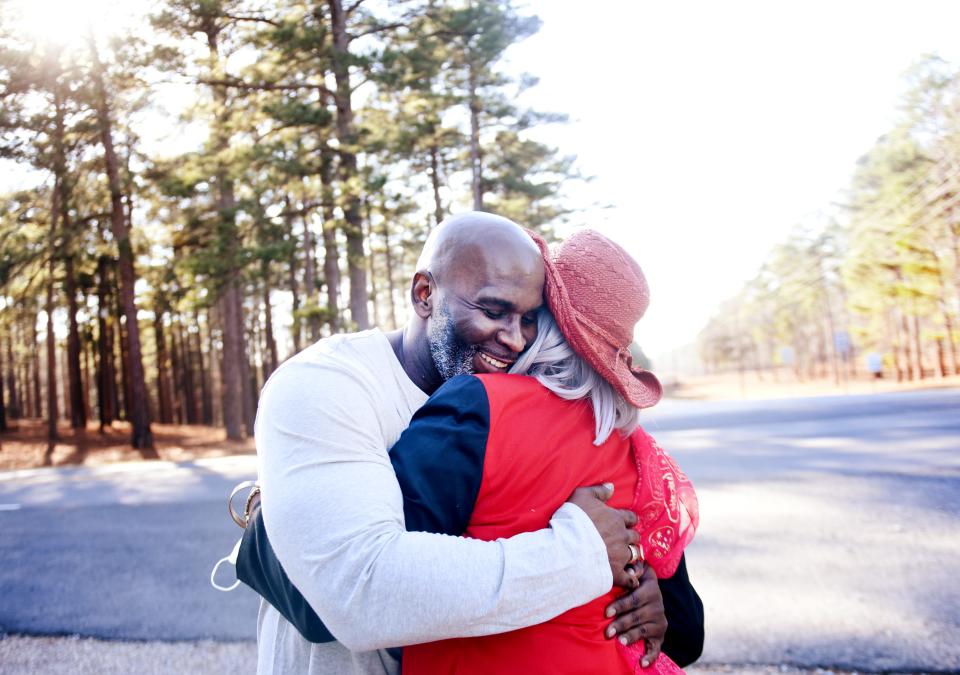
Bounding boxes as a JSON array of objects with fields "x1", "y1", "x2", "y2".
[{"x1": 392, "y1": 230, "x2": 699, "y2": 675}]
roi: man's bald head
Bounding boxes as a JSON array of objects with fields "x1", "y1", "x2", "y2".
[
  {"x1": 401, "y1": 211, "x2": 546, "y2": 393},
  {"x1": 416, "y1": 211, "x2": 542, "y2": 283}
]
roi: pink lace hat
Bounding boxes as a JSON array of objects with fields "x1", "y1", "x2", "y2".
[{"x1": 529, "y1": 229, "x2": 663, "y2": 409}]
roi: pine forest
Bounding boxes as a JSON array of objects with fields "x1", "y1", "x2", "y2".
[
  {"x1": 0, "y1": 0, "x2": 576, "y2": 457},
  {"x1": 699, "y1": 56, "x2": 960, "y2": 387},
  {"x1": 1, "y1": 2, "x2": 959, "y2": 459}
]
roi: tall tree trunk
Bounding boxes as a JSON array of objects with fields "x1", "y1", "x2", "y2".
[
  {"x1": 249, "y1": 303, "x2": 262, "y2": 393},
  {"x1": 284, "y1": 196, "x2": 302, "y2": 353},
  {"x1": 935, "y1": 263, "x2": 959, "y2": 376},
  {"x1": 19, "y1": 314, "x2": 30, "y2": 416},
  {"x1": 468, "y1": 61, "x2": 483, "y2": 211},
  {"x1": 63, "y1": 258, "x2": 86, "y2": 428},
  {"x1": 238, "y1": 294, "x2": 257, "y2": 436},
  {"x1": 185, "y1": 321, "x2": 198, "y2": 423},
  {"x1": 899, "y1": 313, "x2": 913, "y2": 380},
  {"x1": 206, "y1": 306, "x2": 222, "y2": 428},
  {"x1": 817, "y1": 279, "x2": 840, "y2": 386},
  {"x1": 31, "y1": 311, "x2": 42, "y2": 419},
  {"x1": 429, "y1": 145, "x2": 444, "y2": 228},
  {"x1": 377, "y1": 210, "x2": 398, "y2": 330},
  {"x1": 238, "y1": 295, "x2": 256, "y2": 436},
  {"x1": 302, "y1": 213, "x2": 320, "y2": 341},
  {"x1": 61, "y1": 348, "x2": 70, "y2": 421},
  {"x1": 96, "y1": 257, "x2": 115, "y2": 429},
  {"x1": 13, "y1": 316, "x2": 31, "y2": 418},
  {"x1": 11, "y1": 316, "x2": 23, "y2": 418},
  {"x1": 193, "y1": 310, "x2": 213, "y2": 426},
  {"x1": 177, "y1": 318, "x2": 197, "y2": 424},
  {"x1": 88, "y1": 34, "x2": 155, "y2": 455},
  {"x1": 110, "y1": 322, "x2": 122, "y2": 420},
  {"x1": 169, "y1": 314, "x2": 183, "y2": 424},
  {"x1": 262, "y1": 261, "x2": 278, "y2": 377},
  {"x1": 19, "y1": 330, "x2": 30, "y2": 417},
  {"x1": 5, "y1": 332, "x2": 20, "y2": 419},
  {"x1": 949, "y1": 217, "x2": 960, "y2": 337},
  {"x1": 114, "y1": 286, "x2": 131, "y2": 420},
  {"x1": 51, "y1": 80, "x2": 81, "y2": 431},
  {"x1": 319, "y1": 139, "x2": 340, "y2": 333},
  {"x1": 288, "y1": 256, "x2": 302, "y2": 353},
  {"x1": 814, "y1": 321, "x2": 827, "y2": 380},
  {"x1": 912, "y1": 312, "x2": 925, "y2": 379},
  {"x1": 944, "y1": 312, "x2": 959, "y2": 378},
  {"x1": 20, "y1": 360, "x2": 30, "y2": 418},
  {"x1": 887, "y1": 310, "x2": 903, "y2": 382},
  {"x1": 364, "y1": 199, "x2": 379, "y2": 326},
  {"x1": 153, "y1": 305, "x2": 173, "y2": 424},
  {"x1": 47, "y1": 193, "x2": 60, "y2": 443},
  {"x1": 203, "y1": 25, "x2": 247, "y2": 440},
  {"x1": 0, "y1": 355, "x2": 6, "y2": 432},
  {"x1": 219, "y1": 280, "x2": 245, "y2": 439},
  {"x1": 81, "y1": 333, "x2": 92, "y2": 423},
  {"x1": 328, "y1": 0, "x2": 369, "y2": 330}
]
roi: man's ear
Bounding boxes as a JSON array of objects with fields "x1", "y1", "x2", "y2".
[{"x1": 411, "y1": 271, "x2": 434, "y2": 319}]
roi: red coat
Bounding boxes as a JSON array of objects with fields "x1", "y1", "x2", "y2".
[{"x1": 400, "y1": 374, "x2": 696, "y2": 675}]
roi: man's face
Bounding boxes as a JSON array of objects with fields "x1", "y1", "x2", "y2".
[{"x1": 426, "y1": 248, "x2": 543, "y2": 380}]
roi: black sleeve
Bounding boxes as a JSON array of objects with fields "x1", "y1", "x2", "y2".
[
  {"x1": 234, "y1": 374, "x2": 490, "y2": 644},
  {"x1": 659, "y1": 553, "x2": 705, "y2": 667},
  {"x1": 235, "y1": 508, "x2": 337, "y2": 643},
  {"x1": 389, "y1": 374, "x2": 490, "y2": 535}
]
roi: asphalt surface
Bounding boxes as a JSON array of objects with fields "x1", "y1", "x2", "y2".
[
  {"x1": 1, "y1": 388, "x2": 958, "y2": 672},
  {"x1": 647, "y1": 388, "x2": 960, "y2": 672},
  {"x1": 0, "y1": 455, "x2": 260, "y2": 641}
]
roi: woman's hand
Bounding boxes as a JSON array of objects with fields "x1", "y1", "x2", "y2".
[
  {"x1": 604, "y1": 563, "x2": 666, "y2": 667},
  {"x1": 566, "y1": 484, "x2": 667, "y2": 664}
]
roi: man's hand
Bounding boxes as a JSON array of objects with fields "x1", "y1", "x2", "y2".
[
  {"x1": 566, "y1": 483, "x2": 640, "y2": 588},
  {"x1": 604, "y1": 563, "x2": 666, "y2": 667}
]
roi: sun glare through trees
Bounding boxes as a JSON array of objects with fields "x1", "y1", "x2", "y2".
[{"x1": 5, "y1": 0, "x2": 132, "y2": 52}]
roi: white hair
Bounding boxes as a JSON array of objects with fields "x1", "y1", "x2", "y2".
[{"x1": 510, "y1": 311, "x2": 639, "y2": 445}]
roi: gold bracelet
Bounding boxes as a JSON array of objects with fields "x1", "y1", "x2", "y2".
[
  {"x1": 228, "y1": 480, "x2": 258, "y2": 528},
  {"x1": 244, "y1": 484, "x2": 261, "y2": 524}
]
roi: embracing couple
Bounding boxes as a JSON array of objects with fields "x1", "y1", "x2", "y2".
[{"x1": 236, "y1": 212, "x2": 704, "y2": 674}]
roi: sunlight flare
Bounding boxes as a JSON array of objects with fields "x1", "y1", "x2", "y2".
[{"x1": 4, "y1": 0, "x2": 134, "y2": 52}]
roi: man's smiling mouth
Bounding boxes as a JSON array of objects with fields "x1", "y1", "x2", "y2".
[{"x1": 479, "y1": 352, "x2": 511, "y2": 370}]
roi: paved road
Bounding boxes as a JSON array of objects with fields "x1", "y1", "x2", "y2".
[
  {"x1": 649, "y1": 388, "x2": 960, "y2": 672},
  {"x1": 1, "y1": 388, "x2": 958, "y2": 671}
]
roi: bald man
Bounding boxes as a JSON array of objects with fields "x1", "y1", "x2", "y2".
[{"x1": 249, "y1": 213, "x2": 700, "y2": 674}]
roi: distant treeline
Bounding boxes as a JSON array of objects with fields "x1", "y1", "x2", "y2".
[
  {"x1": 699, "y1": 55, "x2": 960, "y2": 384},
  {"x1": 0, "y1": 1, "x2": 579, "y2": 452}
]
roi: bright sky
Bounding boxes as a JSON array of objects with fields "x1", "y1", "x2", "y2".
[
  {"x1": 511, "y1": 0, "x2": 960, "y2": 366},
  {"x1": 6, "y1": 0, "x2": 960, "y2": 369}
]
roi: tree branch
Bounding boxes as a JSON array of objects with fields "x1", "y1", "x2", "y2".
[
  {"x1": 197, "y1": 77, "x2": 335, "y2": 97},
  {"x1": 222, "y1": 13, "x2": 281, "y2": 28},
  {"x1": 344, "y1": 0, "x2": 366, "y2": 16},
  {"x1": 350, "y1": 21, "x2": 406, "y2": 41}
]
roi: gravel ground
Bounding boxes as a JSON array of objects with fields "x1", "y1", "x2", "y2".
[{"x1": 0, "y1": 635, "x2": 935, "y2": 675}]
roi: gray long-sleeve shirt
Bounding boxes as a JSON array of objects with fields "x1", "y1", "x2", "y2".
[{"x1": 255, "y1": 330, "x2": 612, "y2": 674}]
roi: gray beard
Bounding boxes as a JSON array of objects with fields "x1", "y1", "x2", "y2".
[{"x1": 428, "y1": 301, "x2": 476, "y2": 381}]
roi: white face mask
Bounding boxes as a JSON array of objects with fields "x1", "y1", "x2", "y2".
[{"x1": 210, "y1": 537, "x2": 243, "y2": 592}]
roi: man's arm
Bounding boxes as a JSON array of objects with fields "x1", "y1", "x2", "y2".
[{"x1": 257, "y1": 363, "x2": 612, "y2": 652}]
